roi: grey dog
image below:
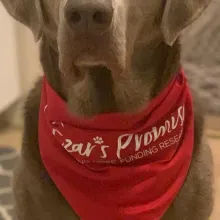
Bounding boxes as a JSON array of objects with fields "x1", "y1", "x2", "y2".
[{"x1": 1, "y1": 0, "x2": 213, "y2": 219}]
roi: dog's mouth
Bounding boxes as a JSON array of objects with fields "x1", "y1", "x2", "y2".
[
  {"x1": 66, "y1": 55, "x2": 117, "y2": 117},
  {"x1": 73, "y1": 54, "x2": 124, "y2": 81},
  {"x1": 74, "y1": 64, "x2": 111, "y2": 81}
]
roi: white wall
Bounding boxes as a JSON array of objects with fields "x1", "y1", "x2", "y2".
[
  {"x1": 0, "y1": 3, "x2": 42, "y2": 113},
  {"x1": 16, "y1": 24, "x2": 42, "y2": 94},
  {"x1": 0, "y1": 3, "x2": 21, "y2": 112}
]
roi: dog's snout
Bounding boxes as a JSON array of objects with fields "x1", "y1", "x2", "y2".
[{"x1": 64, "y1": 0, "x2": 113, "y2": 34}]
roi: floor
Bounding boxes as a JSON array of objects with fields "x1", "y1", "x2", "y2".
[
  {"x1": 0, "y1": 146, "x2": 18, "y2": 219},
  {"x1": 0, "y1": 125, "x2": 219, "y2": 219}
]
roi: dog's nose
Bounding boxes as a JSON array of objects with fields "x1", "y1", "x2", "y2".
[{"x1": 64, "y1": 0, "x2": 113, "y2": 34}]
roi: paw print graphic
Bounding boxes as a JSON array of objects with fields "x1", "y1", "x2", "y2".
[{"x1": 93, "y1": 136, "x2": 104, "y2": 145}]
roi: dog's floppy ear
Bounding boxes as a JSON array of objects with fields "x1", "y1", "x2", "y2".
[
  {"x1": 161, "y1": 0, "x2": 212, "y2": 46},
  {"x1": 1, "y1": 0, "x2": 43, "y2": 41}
]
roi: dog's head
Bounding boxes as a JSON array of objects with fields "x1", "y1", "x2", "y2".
[{"x1": 1, "y1": 0, "x2": 211, "y2": 116}]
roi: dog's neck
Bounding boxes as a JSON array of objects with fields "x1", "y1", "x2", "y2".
[
  {"x1": 40, "y1": 37, "x2": 64, "y2": 98},
  {"x1": 40, "y1": 35, "x2": 180, "y2": 116},
  {"x1": 131, "y1": 40, "x2": 180, "y2": 97}
]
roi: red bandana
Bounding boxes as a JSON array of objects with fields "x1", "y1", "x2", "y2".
[{"x1": 39, "y1": 70, "x2": 194, "y2": 220}]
